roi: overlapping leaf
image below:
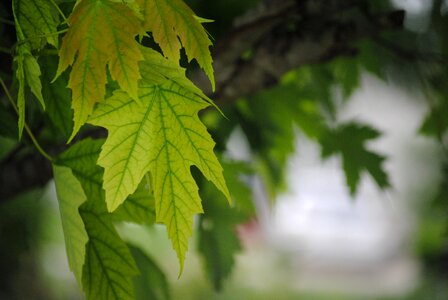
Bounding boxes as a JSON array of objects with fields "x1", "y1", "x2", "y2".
[
  {"x1": 41, "y1": 55, "x2": 73, "y2": 137},
  {"x1": 137, "y1": 0, "x2": 215, "y2": 89},
  {"x1": 89, "y1": 47, "x2": 230, "y2": 270},
  {"x1": 198, "y1": 159, "x2": 254, "y2": 290},
  {"x1": 80, "y1": 199, "x2": 139, "y2": 300},
  {"x1": 57, "y1": 138, "x2": 156, "y2": 225},
  {"x1": 112, "y1": 179, "x2": 155, "y2": 225},
  {"x1": 130, "y1": 245, "x2": 170, "y2": 300},
  {"x1": 56, "y1": 0, "x2": 143, "y2": 140},
  {"x1": 53, "y1": 164, "x2": 88, "y2": 286},
  {"x1": 55, "y1": 138, "x2": 149, "y2": 300}
]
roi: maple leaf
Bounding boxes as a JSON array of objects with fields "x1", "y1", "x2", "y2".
[
  {"x1": 40, "y1": 55, "x2": 73, "y2": 138},
  {"x1": 198, "y1": 159, "x2": 254, "y2": 290},
  {"x1": 321, "y1": 122, "x2": 390, "y2": 194},
  {"x1": 56, "y1": 0, "x2": 143, "y2": 140},
  {"x1": 53, "y1": 164, "x2": 89, "y2": 287},
  {"x1": 55, "y1": 138, "x2": 145, "y2": 300},
  {"x1": 89, "y1": 47, "x2": 230, "y2": 270},
  {"x1": 112, "y1": 178, "x2": 156, "y2": 225},
  {"x1": 80, "y1": 199, "x2": 139, "y2": 300},
  {"x1": 137, "y1": 0, "x2": 215, "y2": 89},
  {"x1": 130, "y1": 245, "x2": 170, "y2": 300}
]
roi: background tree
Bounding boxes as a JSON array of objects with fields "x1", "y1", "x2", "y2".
[{"x1": 0, "y1": 0, "x2": 447, "y2": 299}]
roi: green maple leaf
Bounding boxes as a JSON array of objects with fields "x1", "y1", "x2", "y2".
[
  {"x1": 89, "y1": 47, "x2": 230, "y2": 270},
  {"x1": 40, "y1": 55, "x2": 73, "y2": 138},
  {"x1": 80, "y1": 199, "x2": 139, "y2": 300},
  {"x1": 129, "y1": 245, "x2": 170, "y2": 300},
  {"x1": 57, "y1": 138, "x2": 156, "y2": 225},
  {"x1": 56, "y1": 0, "x2": 143, "y2": 140},
  {"x1": 137, "y1": 0, "x2": 215, "y2": 89},
  {"x1": 198, "y1": 159, "x2": 254, "y2": 290},
  {"x1": 53, "y1": 164, "x2": 89, "y2": 286},
  {"x1": 56, "y1": 138, "x2": 149, "y2": 300},
  {"x1": 321, "y1": 122, "x2": 390, "y2": 195},
  {"x1": 112, "y1": 178, "x2": 155, "y2": 225}
]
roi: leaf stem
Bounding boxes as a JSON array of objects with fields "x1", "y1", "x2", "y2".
[
  {"x1": 0, "y1": 78, "x2": 53, "y2": 162},
  {"x1": 48, "y1": 0, "x2": 68, "y2": 24}
]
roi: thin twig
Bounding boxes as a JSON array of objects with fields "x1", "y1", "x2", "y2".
[{"x1": 0, "y1": 78, "x2": 53, "y2": 162}]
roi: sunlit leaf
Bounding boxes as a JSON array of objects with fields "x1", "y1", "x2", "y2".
[
  {"x1": 56, "y1": 0, "x2": 143, "y2": 140},
  {"x1": 56, "y1": 138, "x2": 140, "y2": 300},
  {"x1": 89, "y1": 47, "x2": 230, "y2": 270},
  {"x1": 137, "y1": 0, "x2": 215, "y2": 89},
  {"x1": 112, "y1": 179, "x2": 155, "y2": 225}
]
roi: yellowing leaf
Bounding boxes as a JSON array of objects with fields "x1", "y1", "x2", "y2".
[
  {"x1": 89, "y1": 48, "x2": 229, "y2": 270},
  {"x1": 138, "y1": 0, "x2": 215, "y2": 89},
  {"x1": 56, "y1": 0, "x2": 143, "y2": 140}
]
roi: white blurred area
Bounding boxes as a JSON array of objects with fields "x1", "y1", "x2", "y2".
[{"x1": 226, "y1": 73, "x2": 442, "y2": 298}]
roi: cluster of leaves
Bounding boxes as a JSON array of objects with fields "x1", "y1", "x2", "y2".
[
  {"x1": 3, "y1": 0, "x2": 448, "y2": 299},
  {"x1": 5, "y1": 0, "x2": 254, "y2": 298},
  {"x1": 2, "y1": 0, "x2": 395, "y2": 297}
]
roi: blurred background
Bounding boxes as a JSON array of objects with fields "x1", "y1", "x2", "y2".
[{"x1": 1, "y1": 0, "x2": 448, "y2": 299}]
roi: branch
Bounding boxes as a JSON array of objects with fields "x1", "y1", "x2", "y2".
[{"x1": 193, "y1": 0, "x2": 405, "y2": 105}]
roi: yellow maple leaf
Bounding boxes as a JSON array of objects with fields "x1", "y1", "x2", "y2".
[
  {"x1": 56, "y1": 0, "x2": 143, "y2": 140},
  {"x1": 137, "y1": 0, "x2": 215, "y2": 90}
]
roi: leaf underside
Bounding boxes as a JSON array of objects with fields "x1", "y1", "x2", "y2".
[
  {"x1": 138, "y1": 0, "x2": 215, "y2": 89},
  {"x1": 89, "y1": 47, "x2": 229, "y2": 270},
  {"x1": 53, "y1": 164, "x2": 89, "y2": 286},
  {"x1": 55, "y1": 138, "x2": 155, "y2": 300},
  {"x1": 321, "y1": 122, "x2": 390, "y2": 194},
  {"x1": 56, "y1": 0, "x2": 143, "y2": 140}
]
